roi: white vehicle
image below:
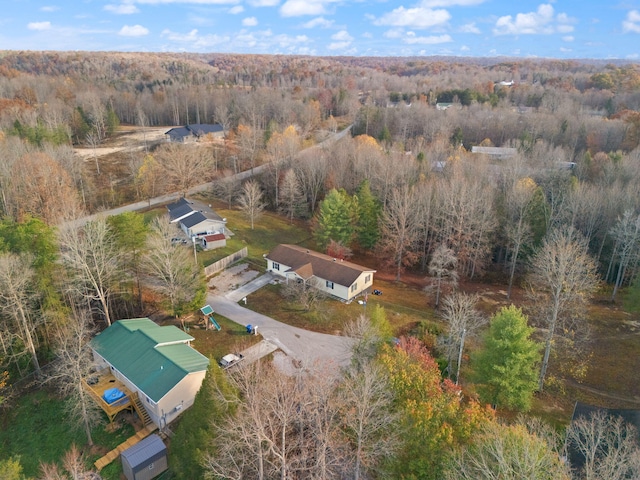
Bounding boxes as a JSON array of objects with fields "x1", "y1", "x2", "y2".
[{"x1": 219, "y1": 353, "x2": 244, "y2": 369}]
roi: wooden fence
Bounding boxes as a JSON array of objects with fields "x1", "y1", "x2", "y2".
[{"x1": 204, "y1": 247, "x2": 248, "y2": 277}]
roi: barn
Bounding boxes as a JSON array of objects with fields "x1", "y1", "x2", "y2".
[{"x1": 121, "y1": 434, "x2": 168, "y2": 480}]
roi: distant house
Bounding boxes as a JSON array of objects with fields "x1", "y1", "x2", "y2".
[
  {"x1": 166, "y1": 197, "x2": 227, "y2": 247},
  {"x1": 165, "y1": 124, "x2": 224, "y2": 143},
  {"x1": 436, "y1": 102, "x2": 454, "y2": 111},
  {"x1": 265, "y1": 244, "x2": 376, "y2": 302},
  {"x1": 90, "y1": 318, "x2": 210, "y2": 429},
  {"x1": 471, "y1": 146, "x2": 517, "y2": 159}
]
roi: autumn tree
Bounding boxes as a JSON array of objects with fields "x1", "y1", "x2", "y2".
[
  {"x1": 471, "y1": 305, "x2": 541, "y2": 411},
  {"x1": 237, "y1": 179, "x2": 265, "y2": 230},
  {"x1": 142, "y1": 217, "x2": 205, "y2": 318},
  {"x1": 315, "y1": 188, "x2": 354, "y2": 250},
  {"x1": 155, "y1": 142, "x2": 214, "y2": 196},
  {"x1": 5, "y1": 152, "x2": 80, "y2": 224},
  {"x1": 379, "y1": 336, "x2": 492, "y2": 479},
  {"x1": 235, "y1": 123, "x2": 263, "y2": 172},
  {"x1": 58, "y1": 217, "x2": 121, "y2": 327},
  {"x1": 528, "y1": 227, "x2": 599, "y2": 391},
  {"x1": 136, "y1": 154, "x2": 164, "y2": 203}
]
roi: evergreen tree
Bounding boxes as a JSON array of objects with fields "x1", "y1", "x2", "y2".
[
  {"x1": 472, "y1": 305, "x2": 541, "y2": 411},
  {"x1": 315, "y1": 188, "x2": 354, "y2": 250},
  {"x1": 354, "y1": 180, "x2": 381, "y2": 250}
]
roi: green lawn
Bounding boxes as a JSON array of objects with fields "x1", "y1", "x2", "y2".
[{"x1": 0, "y1": 390, "x2": 134, "y2": 478}]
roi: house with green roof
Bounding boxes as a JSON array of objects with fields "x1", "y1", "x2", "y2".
[{"x1": 90, "y1": 318, "x2": 209, "y2": 429}]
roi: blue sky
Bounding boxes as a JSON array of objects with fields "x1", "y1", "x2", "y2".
[{"x1": 2, "y1": 0, "x2": 640, "y2": 59}]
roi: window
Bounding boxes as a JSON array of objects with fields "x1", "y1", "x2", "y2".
[
  {"x1": 272, "y1": 262, "x2": 280, "y2": 271},
  {"x1": 326, "y1": 280, "x2": 334, "y2": 289},
  {"x1": 351, "y1": 282, "x2": 357, "y2": 292},
  {"x1": 365, "y1": 274, "x2": 371, "y2": 283}
]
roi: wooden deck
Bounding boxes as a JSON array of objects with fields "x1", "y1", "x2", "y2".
[
  {"x1": 94, "y1": 424, "x2": 159, "y2": 471},
  {"x1": 84, "y1": 371, "x2": 134, "y2": 423}
]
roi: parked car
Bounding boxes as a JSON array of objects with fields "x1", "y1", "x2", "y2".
[{"x1": 219, "y1": 353, "x2": 244, "y2": 369}]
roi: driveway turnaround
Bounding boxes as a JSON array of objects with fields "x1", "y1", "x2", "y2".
[{"x1": 206, "y1": 274, "x2": 355, "y2": 369}]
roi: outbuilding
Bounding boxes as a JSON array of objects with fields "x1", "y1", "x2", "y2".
[{"x1": 121, "y1": 434, "x2": 168, "y2": 480}]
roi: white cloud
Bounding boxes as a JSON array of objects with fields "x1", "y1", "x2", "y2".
[
  {"x1": 280, "y1": 0, "x2": 329, "y2": 17},
  {"x1": 383, "y1": 28, "x2": 404, "y2": 39},
  {"x1": 105, "y1": 4, "x2": 140, "y2": 14},
  {"x1": 374, "y1": 7, "x2": 451, "y2": 29},
  {"x1": 40, "y1": 6, "x2": 59, "y2": 12},
  {"x1": 562, "y1": 35, "x2": 574, "y2": 42},
  {"x1": 404, "y1": 32, "x2": 452, "y2": 44},
  {"x1": 119, "y1": 24, "x2": 149, "y2": 36},
  {"x1": 493, "y1": 4, "x2": 576, "y2": 36},
  {"x1": 161, "y1": 28, "x2": 201, "y2": 42},
  {"x1": 133, "y1": 0, "x2": 239, "y2": 5},
  {"x1": 248, "y1": 0, "x2": 279, "y2": 5},
  {"x1": 419, "y1": 0, "x2": 484, "y2": 6},
  {"x1": 459, "y1": 22, "x2": 480, "y2": 33},
  {"x1": 623, "y1": 10, "x2": 640, "y2": 33},
  {"x1": 228, "y1": 5, "x2": 244, "y2": 13},
  {"x1": 242, "y1": 17, "x2": 258, "y2": 26},
  {"x1": 27, "y1": 21, "x2": 52, "y2": 31},
  {"x1": 331, "y1": 30, "x2": 352, "y2": 42},
  {"x1": 559, "y1": 47, "x2": 572, "y2": 52},
  {"x1": 460, "y1": 45, "x2": 470, "y2": 51},
  {"x1": 301, "y1": 17, "x2": 333, "y2": 28}
]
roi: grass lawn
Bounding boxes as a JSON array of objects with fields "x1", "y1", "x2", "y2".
[{"x1": 0, "y1": 390, "x2": 134, "y2": 478}]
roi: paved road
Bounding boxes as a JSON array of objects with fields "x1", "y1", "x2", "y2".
[{"x1": 207, "y1": 274, "x2": 355, "y2": 369}]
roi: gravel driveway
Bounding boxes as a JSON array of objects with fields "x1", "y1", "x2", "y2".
[{"x1": 206, "y1": 270, "x2": 355, "y2": 370}]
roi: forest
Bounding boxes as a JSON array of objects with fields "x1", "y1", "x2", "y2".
[{"x1": 0, "y1": 50, "x2": 639, "y2": 479}]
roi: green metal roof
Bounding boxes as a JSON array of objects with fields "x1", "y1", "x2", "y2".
[{"x1": 90, "y1": 318, "x2": 209, "y2": 403}]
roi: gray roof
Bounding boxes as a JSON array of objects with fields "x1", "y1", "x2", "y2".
[
  {"x1": 267, "y1": 244, "x2": 375, "y2": 287},
  {"x1": 471, "y1": 146, "x2": 517, "y2": 156},
  {"x1": 165, "y1": 124, "x2": 223, "y2": 140},
  {"x1": 121, "y1": 434, "x2": 166, "y2": 468},
  {"x1": 167, "y1": 198, "x2": 195, "y2": 221},
  {"x1": 180, "y1": 211, "x2": 208, "y2": 228}
]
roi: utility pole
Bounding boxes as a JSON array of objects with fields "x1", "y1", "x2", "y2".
[
  {"x1": 192, "y1": 236, "x2": 198, "y2": 265},
  {"x1": 455, "y1": 328, "x2": 466, "y2": 385}
]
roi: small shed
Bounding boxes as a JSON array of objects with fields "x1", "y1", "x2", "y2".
[{"x1": 121, "y1": 434, "x2": 168, "y2": 480}]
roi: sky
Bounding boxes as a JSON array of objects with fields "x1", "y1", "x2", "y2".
[{"x1": 1, "y1": 0, "x2": 640, "y2": 59}]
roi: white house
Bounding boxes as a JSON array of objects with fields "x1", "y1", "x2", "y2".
[
  {"x1": 265, "y1": 244, "x2": 376, "y2": 302},
  {"x1": 90, "y1": 318, "x2": 210, "y2": 429},
  {"x1": 166, "y1": 198, "x2": 227, "y2": 246}
]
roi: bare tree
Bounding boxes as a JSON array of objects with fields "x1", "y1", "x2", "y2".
[
  {"x1": 281, "y1": 277, "x2": 327, "y2": 312},
  {"x1": 439, "y1": 292, "x2": 485, "y2": 380},
  {"x1": 377, "y1": 185, "x2": 421, "y2": 281},
  {"x1": 155, "y1": 143, "x2": 214, "y2": 196},
  {"x1": 39, "y1": 443, "x2": 99, "y2": 480},
  {"x1": 237, "y1": 179, "x2": 265, "y2": 230},
  {"x1": 446, "y1": 420, "x2": 571, "y2": 480},
  {"x1": 339, "y1": 359, "x2": 399, "y2": 480},
  {"x1": 608, "y1": 210, "x2": 640, "y2": 301},
  {"x1": 142, "y1": 217, "x2": 203, "y2": 318},
  {"x1": 426, "y1": 244, "x2": 459, "y2": 308},
  {"x1": 278, "y1": 168, "x2": 305, "y2": 222},
  {"x1": 566, "y1": 410, "x2": 640, "y2": 480},
  {"x1": 58, "y1": 217, "x2": 121, "y2": 327},
  {"x1": 0, "y1": 253, "x2": 42, "y2": 376},
  {"x1": 46, "y1": 309, "x2": 102, "y2": 447},
  {"x1": 528, "y1": 227, "x2": 599, "y2": 391},
  {"x1": 212, "y1": 173, "x2": 240, "y2": 209},
  {"x1": 504, "y1": 177, "x2": 538, "y2": 298}
]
